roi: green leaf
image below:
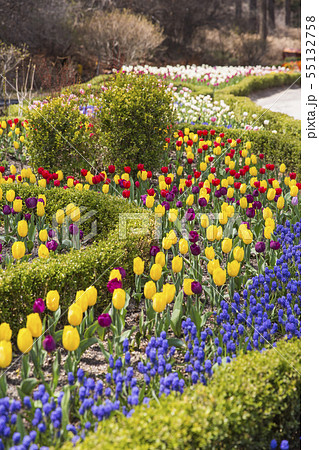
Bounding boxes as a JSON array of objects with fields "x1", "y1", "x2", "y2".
[
  {"x1": 167, "y1": 338, "x2": 186, "y2": 349},
  {"x1": 19, "y1": 378, "x2": 38, "y2": 397}
]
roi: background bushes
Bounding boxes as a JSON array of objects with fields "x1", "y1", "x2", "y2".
[
  {"x1": 26, "y1": 96, "x2": 99, "y2": 176},
  {"x1": 98, "y1": 73, "x2": 175, "y2": 174},
  {"x1": 65, "y1": 338, "x2": 301, "y2": 450}
]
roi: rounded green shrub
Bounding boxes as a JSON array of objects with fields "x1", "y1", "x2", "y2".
[
  {"x1": 26, "y1": 96, "x2": 99, "y2": 175},
  {"x1": 99, "y1": 73, "x2": 175, "y2": 174}
]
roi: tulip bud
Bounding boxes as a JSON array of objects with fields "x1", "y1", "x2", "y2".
[
  {"x1": 0, "y1": 341, "x2": 12, "y2": 368},
  {"x1": 152, "y1": 293, "x2": 166, "y2": 313},
  {"x1": 277, "y1": 196, "x2": 285, "y2": 210},
  {"x1": 163, "y1": 283, "x2": 176, "y2": 304},
  {"x1": 200, "y1": 214, "x2": 209, "y2": 228},
  {"x1": 155, "y1": 251, "x2": 166, "y2": 267},
  {"x1": 39, "y1": 229, "x2": 48, "y2": 242},
  {"x1": 0, "y1": 323, "x2": 12, "y2": 341},
  {"x1": 46, "y1": 290, "x2": 60, "y2": 312},
  {"x1": 37, "y1": 202, "x2": 45, "y2": 217},
  {"x1": 112, "y1": 289, "x2": 126, "y2": 310},
  {"x1": 144, "y1": 281, "x2": 157, "y2": 299},
  {"x1": 227, "y1": 260, "x2": 240, "y2": 277},
  {"x1": 133, "y1": 257, "x2": 144, "y2": 275},
  {"x1": 207, "y1": 259, "x2": 220, "y2": 276},
  {"x1": 13, "y1": 198, "x2": 22, "y2": 212},
  {"x1": 205, "y1": 247, "x2": 215, "y2": 260},
  {"x1": 233, "y1": 246, "x2": 244, "y2": 262},
  {"x1": 86, "y1": 286, "x2": 97, "y2": 306},
  {"x1": 221, "y1": 238, "x2": 232, "y2": 254},
  {"x1": 6, "y1": 189, "x2": 15, "y2": 202},
  {"x1": 179, "y1": 238, "x2": 188, "y2": 255},
  {"x1": 17, "y1": 328, "x2": 33, "y2": 353},
  {"x1": 75, "y1": 290, "x2": 88, "y2": 312},
  {"x1": 62, "y1": 325, "x2": 80, "y2": 351},
  {"x1": 26, "y1": 313, "x2": 42, "y2": 337},
  {"x1": 172, "y1": 255, "x2": 183, "y2": 273},
  {"x1": 38, "y1": 244, "x2": 49, "y2": 259},
  {"x1": 213, "y1": 267, "x2": 226, "y2": 286},
  {"x1": 68, "y1": 303, "x2": 83, "y2": 326},
  {"x1": 150, "y1": 263, "x2": 162, "y2": 281},
  {"x1": 17, "y1": 220, "x2": 28, "y2": 238},
  {"x1": 12, "y1": 241, "x2": 26, "y2": 259},
  {"x1": 183, "y1": 278, "x2": 194, "y2": 296},
  {"x1": 56, "y1": 209, "x2": 65, "y2": 225}
]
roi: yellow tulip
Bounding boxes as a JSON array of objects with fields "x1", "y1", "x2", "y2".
[
  {"x1": 75, "y1": 183, "x2": 83, "y2": 191},
  {"x1": 86, "y1": 286, "x2": 97, "y2": 306},
  {"x1": 205, "y1": 247, "x2": 215, "y2": 260},
  {"x1": 155, "y1": 204, "x2": 165, "y2": 217},
  {"x1": 213, "y1": 268, "x2": 226, "y2": 286},
  {"x1": 155, "y1": 251, "x2": 165, "y2": 268},
  {"x1": 0, "y1": 341, "x2": 12, "y2": 368},
  {"x1": 177, "y1": 166, "x2": 183, "y2": 176},
  {"x1": 183, "y1": 278, "x2": 194, "y2": 296},
  {"x1": 26, "y1": 313, "x2": 42, "y2": 338},
  {"x1": 56, "y1": 209, "x2": 65, "y2": 225},
  {"x1": 206, "y1": 225, "x2": 217, "y2": 241},
  {"x1": 207, "y1": 259, "x2": 220, "y2": 276},
  {"x1": 264, "y1": 226, "x2": 273, "y2": 239},
  {"x1": 133, "y1": 257, "x2": 144, "y2": 275},
  {"x1": 263, "y1": 207, "x2": 273, "y2": 220},
  {"x1": 226, "y1": 205, "x2": 234, "y2": 218},
  {"x1": 146, "y1": 196, "x2": 154, "y2": 208},
  {"x1": 12, "y1": 199, "x2": 22, "y2": 213},
  {"x1": 0, "y1": 323, "x2": 12, "y2": 341},
  {"x1": 233, "y1": 246, "x2": 244, "y2": 262},
  {"x1": 150, "y1": 263, "x2": 162, "y2": 281},
  {"x1": 68, "y1": 304, "x2": 83, "y2": 326},
  {"x1": 240, "y1": 197, "x2": 247, "y2": 209},
  {"x1": 265, "y1": 218, "x2": 275, "y2": 231},
  {"x1": 17, "y1": 220, "x2": 28, "y2": 238},
  {"x1": 219, "y1": 211, "x2": 228, "y2": 225},
  {"x1": 227, "y1": 187, "x2": 234, "y2": 198},
  {"x1": 152, "y1": 293, "x2": 166, "y2": 313},
  {"x1": 201, "y1": 214, "x2": 209, "y2": 228},
  {"x1": 277, "y1": 196, "x2": 285, "y2": 210},
  {"x1": 12, "y1": 241, "x2": 25, "y2": 259},
  {"x1": 66, "y1": 203, "x2": 76, "y2": 216},
  {"x1": 227, "y1": 260, "x2": 241, "y2": 277},
  {"x1": 112, "y1": 289, "x2": 126, "y2": 310},
  {"x1": 186, "y1": 194, "x2": 194, "y2": 206},
  {"x1": 239, "y1": 184, "x2": 247, "y2": 194},
  {"x1": 162, "y1": 237, "x2": 172, "y2": 250},
  {"x1": 17, "y1": 328, "x2": 33, "y2": 353},
  {"x1": 38, "y1": 179, "x2": 47, "y2": 188},
  {"x1": 144, "y1": 281, "x2": 156, "y2": 300},
  {"x1": 67, "y1": 178, "x2": 74, "y2": 188},
  {"x1": 102, "y1": 183, "x2": 109, "y2": 194},
  {"x1": 290, "y1": 186, "x2": 298, "y2": 197},
  {"x1": 37, "y1": 202, "x2": 45, "y2": 217},
  {"x1": 70, "y1": 207, "x2": 81, "y2": 222},
  {"x1": 75, "y1": 290, "x2": 89, "y2": 312},
  {"x1": 280, "y1": 163, "x2": 286, "y2": 173},
  {"x1": 38, "y1": 244, "x2": 49, "y2": 259},
  {"x1": 39, "y1": 229, "x2": 48, "y2": 242},
  {"x1": 57, "y1": 170, "x2": 63, "y2": 181},
  {"x1": 245, "y1": 141, "x2": 251, "y2": 150},
  {"x1": 172, "y1": 255, "x2": 183, "y2": 273},
  {"x1": 163, "y1": 284, "x2": 176, "y2": 304},
  {"x1": 267, "y1": 188, "x2": 276, "y2": 201},
  {"x1": 46, "y1": 290, "x2": 60, "y2": 312},
  {"x1": 242, "y1": 229, "x2": 253, "y2": 245},
  {"x1": 179, "y1": 238, "x2": 188, "y2": 255},
  {"x1": 222, "y1": 238, "x2": 232, "y2": 254},
  {"x1": 62, "y1": 326, "x2": 80, "y2": 351},
  {"x1": 109, "y1": 269, "x2": 122, "y2": 281},
  {"x1": 168, "y1": 209, "x2": 178, "y2": 222}
]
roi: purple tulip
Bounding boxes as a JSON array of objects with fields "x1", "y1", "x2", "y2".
[
  {"x1": 33, "y1": 298, "x2": 45, "y2": 314},
  {"x1": 38, "y1": 198, "x2": 45, "y2": 204},
  {"x1": 189, "y1": 231, "x2": 199, "y2": 243},
  {"x1": 185, "y1": 208, "x2": 195, "y2": 221},
  {"x1": 190, "y1": 243, "x2": 201, "y2": 256},
  {"x1": 150, "y1": 246, "x2": 160, "y2": 257},
  {"x1": 246, "y1": 194, "x2": 254, "y2": 203},
  {"x1": 171, "y1": 185, "x2": 178, "y2": 194},
  {"x1": 246, "y1": 207, "x2": 255, "y2": 218},
  {"x1": 3, "y1": 205, "x2": 11, "y2": 215},
  {"x1": 43, "y1": 335, "x2": 56, "y2": 353},
  {"x1": 114, "y1": 267, "x2": 126, "y2": 279},
  {"x1": 255, "y1": 241, "x2": 266, "y2": 253},
  {"x1": 191, "y1": 281, "x2": 202, "y2": 295},
  {"x1": 198, "y1": 197, "x2": 207, "y2": 207},
  {"x1": 25, "y1": 197, "x2": 37, "y2": 209},
  {"x1": 48, "y1": 229, "x2": 56, "y2": 238},
  {"x1": 252, "y1": 201, "x2": 262, "y2": 210},
  {"x1": 69, "y1": 224, "x2": 79, "y2": 235},
  {"x1": 220, "y1": 187, "x2": 227, "y2": 196},
  {"x1": 270, "y1": 240, "x2": 281, "y2": 250},
  {"x1": 192, "y1": 185, "x2": 199, "y2": 194},
  {"x1": 107, "y1": 278, "x2": 122, "y2": 293},
  {"x1": 98, "y1": 313, "x2": 112, "y2": 328},
  {"x1": 0, "y1": 243, "x2": 2, "y2": 252},
  {"x1": 161, "y1": 201, "x2": 170, "y2": 211},
  {"x1": 274, "y1": 195, "x2": 279, "y2": 202},
  {"x1": 24, "y1": 213, "x2": 31, "y2": 221},
  {"x1": 79, "y1": 230, "x2": 84, "y2": 240},
  {"x1": 291, "y1": 197, "x2": 298, "y2": 206},
  {"x1": 214, "y1": 190, "x2": 222, "y2": 198},
  {"x1": 46, "y1": 240, "x2": 58, "y2": 251},
  {"x1": 141, "y1": 194, "x2": 147, "y2": 205},
  {"x1": 166, "y1": 192, "x2": 174, "y2": 202},
  {"x1": 176, "y1": 201, "x2": 183, "y2": 208},
  {"x1": 252, "y1": 189, "x2": 259, "y2": 197}
]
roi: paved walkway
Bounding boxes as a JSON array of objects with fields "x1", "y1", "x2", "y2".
[{"x1": 249, "y1": 86, "x2": 301, "y2": 120}]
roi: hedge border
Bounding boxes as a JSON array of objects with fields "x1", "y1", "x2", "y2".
[
  {"x1": 0, "y1": 186, "x2": 153, "y2": 335},
  {"x1": 64, "y1": 338, "x2": 301, "y2": 450}
]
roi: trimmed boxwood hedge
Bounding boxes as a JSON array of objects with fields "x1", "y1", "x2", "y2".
[
  {"x1": 64, "y1": 338, "x2": 301, "y2": 450},
  {"x1": 0, "y1": 186, "x2": 153, "y2": 335}
]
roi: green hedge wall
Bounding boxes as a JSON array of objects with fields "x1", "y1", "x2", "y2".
[
  {"x1": 0, "y1": 186, "x2": 153, "y2": 335},
  {"x1": 65, "y1": 338, "x2": 301, "y2": 450}
]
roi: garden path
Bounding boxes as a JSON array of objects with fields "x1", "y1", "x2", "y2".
[{"x1": 249, "y1": 86, "x2": 301, "y2": 120}]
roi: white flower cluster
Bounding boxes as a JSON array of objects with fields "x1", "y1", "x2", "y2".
[{"x1": 121, "y1": 64, "x2": 288, "y2": 87}]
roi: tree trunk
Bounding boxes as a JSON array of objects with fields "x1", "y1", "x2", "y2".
[
  {"x1": 285, "y1": 0, "x2": 291, "y2": 26},
  {"x1": 250, "y1": 0, "x2": 259, "y2": 33},
  {"x1": 236, "y1": 0, "x2": 242, "y2": 22},
  {"x1": 261, "y1": 0, "x2": 268, "y2": 43},
  {"x1": 268, "y1": 0, "x2": 275, "y2": 29}
]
